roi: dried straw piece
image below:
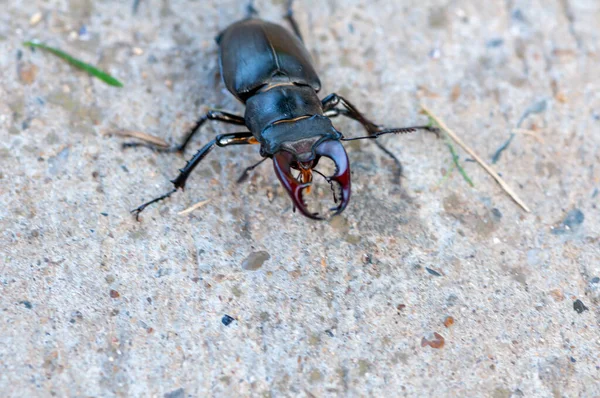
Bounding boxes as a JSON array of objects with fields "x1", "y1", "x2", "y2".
[
  {"x1": 111, "y1": 130, "x2": 169, "y2": 148},
  {"x1": 178, "y1": 199, "x2": 211, "y2": 215},
  {"x1": 420, "y1": 105, "x2": 531, "y2": 213}
]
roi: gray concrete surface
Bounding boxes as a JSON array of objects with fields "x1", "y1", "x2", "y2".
[{"x1": 1, "y1": 0, "x2": 599, "y2": 396}]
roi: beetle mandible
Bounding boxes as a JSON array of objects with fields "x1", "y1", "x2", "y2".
[{"x1": 126, "y1": 1, "x2": 435, "y2": 220}]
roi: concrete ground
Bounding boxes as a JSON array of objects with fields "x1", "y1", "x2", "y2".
[{"x1": 1, "y1": 0, "x2": 599, "y2": 396}]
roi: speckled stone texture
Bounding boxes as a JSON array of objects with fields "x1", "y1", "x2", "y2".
[{"x1": 1, "y1": 0, "x2": 599, "y2": 396}]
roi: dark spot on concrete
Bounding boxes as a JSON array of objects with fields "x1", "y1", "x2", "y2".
[
  {"x1": 428, "y1": 8, "x2": 448, "y2": 28},
  {"x1": 573, "y1": 299, "x2": 588, "y2": 314},
  {"x1": 591, "y1": 277, "x2": 600, "y2": 284},
  {"x1": 512, "y1": 9, "x2": 527, "y2": 23},
  {"x1": 155, "y1": 268, "x2": 172, "y2": 277},
  {"x1": 552, "y1": 209, "x2": 584, "y2": 234},
  {"x1": 109, "y1": 289, "x2": 120, "y2": 299},
  {"x1": 241, "y1": 251, "x2": 270, "y2": 271},
  {"x1": 20, "y1": 300, "x2": 32, "y2": 309},
  {"x1": 426, "y1": 267, "x2": 442, "y2": 276},
  {"x1": 492, "y1": 208, "x2": 502, "y2": 220},
  {"x1": 325, "y1": 330, "x2": 334, "y2": 337},
  {"x1": 47, "y1": 147, "x2": 70, "y2": 175},
  {"x1": 563, "y1": 209, "x2": 584, "y2": 229},
  {"x1": 222, "y1": 314, "x2": 235, "y2": 326},
  {"x1": 486, "y1": 38, "x2": 504, "y2": 48},
  {"x1": 70, "y1": 310, "x2": 83, "y2": 323},
  {"x1": 570, "y1": 357, "x2": 576, "y2": 363},
  {"x1": 164, "y1": 388, "x2": 185, "y2": 398},
  {"x1": 100, "y1": 212, "x2": 108, "y2": 217},
  {"x1": 446, "y1": 294, "x2": 459, "y2": 307}
]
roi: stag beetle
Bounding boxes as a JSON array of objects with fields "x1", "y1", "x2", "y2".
[{"x1": 126, "y1": 2, "x2": 435, "y2": 220}]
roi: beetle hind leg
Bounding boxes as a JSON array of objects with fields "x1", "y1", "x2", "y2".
[
  {"x1": 122, "y1": 110, "x2": 245, "y2": 153},
  {"x1": 246, "y1": 1, "x2": 259, "y2": 19},
  {"x1": 284, "y1": 0, "x2": 304, "y2": 43}
]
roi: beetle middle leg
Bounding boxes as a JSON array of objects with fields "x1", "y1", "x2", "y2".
[
  {"x1": 131, "y1": 132, "x2": 258, "y2": 220},
  {"x1": 323, "y1": 93, "x2": 437, "y2": 182},
  {"x1": 122, "y1": 110, "x2": 246, "y2": 153}
]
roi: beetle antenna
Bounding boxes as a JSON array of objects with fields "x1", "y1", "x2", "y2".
[
  {"x1": 341, "y1": 125, "x2": 439, "y2": 141},
  {"x1": 313, "y1": 169, "x2": 339, "y2": 204}
]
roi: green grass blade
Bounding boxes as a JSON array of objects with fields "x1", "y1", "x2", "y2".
[
  {"x1": 23, "y1": 41, "x2": 123, "y2": 87},
  {"x1": 446, "y1": 141, "x2": 475, "y2": 187},
  {"x1": 425, "y1": 115, "x2": 474, "y2": 188}
]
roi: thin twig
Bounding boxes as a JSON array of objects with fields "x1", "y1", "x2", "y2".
[
  {"x1": 110, "y1": 130, "x2": 169, "y2": 147},
  {"x1": 420, "y1": 105, "x2": 531, "y2": 213},
  {"x1": 178, "y1": 199, "x2": 211, "y2": 215}
]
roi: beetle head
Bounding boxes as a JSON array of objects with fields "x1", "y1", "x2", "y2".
[{"x1": 272, "y1": 139, "x2": 351, "y2": 220}]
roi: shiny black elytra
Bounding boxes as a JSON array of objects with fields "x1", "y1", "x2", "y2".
[{"x1": 126, "y1": 2, "x2": 434, "y2": 220}]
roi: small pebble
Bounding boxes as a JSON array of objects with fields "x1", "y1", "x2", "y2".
[
  {"x1": 20, "y1": 300, "x2": 33, "y2": 309},
  {"x1": 222, "y1": 315, "x2": 235, "y2": 326},
  {"x1": 426, "y1": 267, "x2": 442, "y2": 277},
  {"x1": 109, "y1": 289, "x2": 120, "y2": 299},
  {"x1": 421, "y1": 332, "x2": 445, "y2": 349},
  {"x1": 242, "y1": 251, "x2": 270, "y2": 271},
  {"x1": 443, "y1": 316, "x2": 455, "y2": 328},
  {"x1": 29, "y1": 12, "x2": 42, "y2": 25},
  {"x1": 573, "y1": 299, "x2": 588, "y2": 314},
  {"x1": 563, "y1": 209, "x2": 584, "y2": 229},
  {"x1": 19, "y1": 64, "x2": 38, "y2": 85}
]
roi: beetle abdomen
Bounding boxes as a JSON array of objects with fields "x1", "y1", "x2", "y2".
[{"x1": 218, "y1": 19, "x2": 321, "y2": 102}]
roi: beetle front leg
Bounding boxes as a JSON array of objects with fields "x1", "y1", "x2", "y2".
[
  {"x1": 131, "y1": 132, "x2": 257, "y2": 220},
  {"x1": 122, "y1": 110, "x2": 246, "y2": 153}
]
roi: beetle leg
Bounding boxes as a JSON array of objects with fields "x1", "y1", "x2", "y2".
[
  {"x1": 131, "y1": 132, "x2": 256, "y2": 221},
  {"x1": 284, "y1": 0, "x2": 304, "y2": 43},
  {"x1": 122, "y1": 110, "x2": 246, "y2": 153},
  {"x1": 246, "y1": 0, "x2": 258, "y2": 18},
  {"x1": 236, "y1": 158, "x2": 268, "y2": 184},
  {"x1": 322, "y1": 93, "x2": 437, "y2": 182}
]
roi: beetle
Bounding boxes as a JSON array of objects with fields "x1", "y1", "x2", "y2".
[{"x1": 126, "y1": 1, "x2": 435, "y2": 220}]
